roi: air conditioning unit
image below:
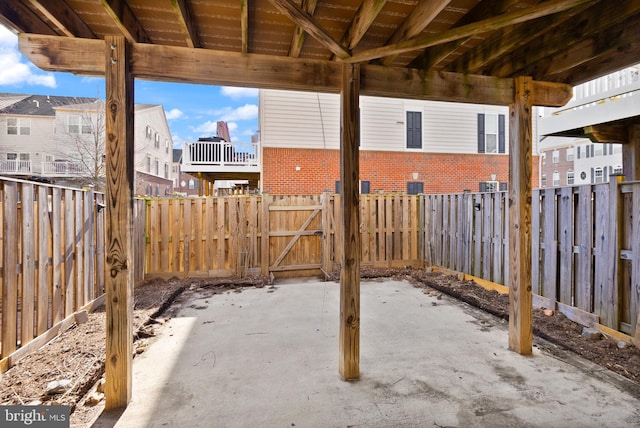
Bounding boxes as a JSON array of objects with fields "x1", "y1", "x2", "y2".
[{"x1": 479, "y1": 181, "x2": 499, "y2": 192}]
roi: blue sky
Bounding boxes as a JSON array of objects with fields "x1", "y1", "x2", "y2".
[{"x1": 0, "y1": 24, "x2": 259, "y2": 148}]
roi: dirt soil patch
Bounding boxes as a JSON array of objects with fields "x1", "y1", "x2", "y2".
[{"x1": 1, "y1": 268, "x2": 639, "y2": 427}]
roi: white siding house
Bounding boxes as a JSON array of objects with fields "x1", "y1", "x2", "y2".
[{"x1": 259, "y1": 89, "x2": 540, "y2": 194}]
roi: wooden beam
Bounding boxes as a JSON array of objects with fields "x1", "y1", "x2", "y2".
[
  {"x1": 240, "y1": 0, "x2": 248, "y2": 53},
  {"x1": 18, "y1": 34, "x2": 574, "y2": 107},
  {"x1": 104, "y1": 35, "x2": 135, "y2": 410},
  {"x1": 508, "y1": 76, "x2": 533, "y2": 355},
  {"x1": 0, "y1": 1, "x2": 56, "y2": 35},
  {"x1": 339, "y1": 63, "x2": 360, "y2": 380},
  {"x1": 288, "y1": 0, "x2": 318, "y2": 57},
  {"x1": 268, "y1": 0, "x2": 351, "y2": 60},
  {"x1": 340, "y1": 0, "x2": 387, "y2": 51},
  {"x1": 345, "y1": 0, "x2": 595, "y2": 64},
  {"x1": 381, "y1": 0, "x2": 451, "y2": 66},
  {"x1": 101, "y1": 0, "x2": 151, "y2": 43},
  {"x1": 488, "y1": 0, "x2": 640, "y2": 79},
  {"x1": 584, "y1": 125, "x2": 628, "y2": 144},
  {"x1": 26, "y1": 0, "x2": 95, "y2": 38},
  {"x1": 449, "y1": 3, "x2": 594, "y2": 74},
  {"x1": 170, "y1": 0, "x2": 201, "y2": 48}
]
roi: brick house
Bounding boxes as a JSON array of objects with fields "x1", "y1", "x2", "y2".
[{"x1": 259, "y1": 89, "x2": 541, "y2": 195}]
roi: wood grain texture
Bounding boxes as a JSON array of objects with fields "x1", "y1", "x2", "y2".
[
  {"x1": 2, "y1": 182, "x2": 18, "y2": 357},
  {"x1": 339, "y1": 63, "x2": 360, "y2": 380},
  {"x1": 104, "y1": 35, "x2": 134, "y2": 410},
  {"x1": 508, "y1": 76, "x2": 533, "y2": 355},
  {"x1": 21, "y1": 185, "x2": 35, "y2": 346},
  {"x1": 37, "y1": 186, "x2": 50, "y2": 335}
]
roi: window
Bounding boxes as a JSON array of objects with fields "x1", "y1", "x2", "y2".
[
  {"x1": 477, "y1": 113, "x2": 505, "y2": 154},
  {"x1": 407, "y1": 182, "x2": 424, "y2": 195},
  {"x1": 406, "y1": 111, "x2": 422, "y2": 149},
  {"x1": 541, "y1": 174, "x2": 547, "y2": 187},
  {"x1": 188, "y1": 179, "x2": 196, "y2": 189},
  {"x1": 7, "y1": 118, "x2": 30, "y2": 135},
  {"x1": 6, "y1": 153, "x2": 17, "y2": 160},
  {"x1": 552, "y1": 150, "x2": 560, "y2": 163},
  {"x1": 567, "y1": 170, "x2": 574, "y2": 185},
  {"x1": 594, "y1": 167, "x2": 603, "y2": 183},
  {"x1": 566, "y1": 147, "x2": 574, "y2": 161},
  {"x1": 154, "y1": 159, "x2": 159, "y2": 175},
  {"x1": 81, "y1": 117, "x2": 92, "y2": 134},
  {"x1": 44, "y1": 154, "x2": 54, "y2": 162},
  {"x1": 146, "y1": 126, "x2": 152, "y2": 138},
  {"x1": 146, "y1": 155, "x2": 151, "y2": 173},
  {"x1": 69, "y1": 116, "x2": 80, "y2": 134},
  {"x1": 165, "y1": 139, "x2": 169, "y2": 154},
  {"x1": 164, "y1": 163, "x2": 169, "y2": 179},
  {"x1": 594, "y1": 144, "x2": 603, "y2": 156},
  {"x1": 154, "y1": 133, "x2": 160, "y2": 148},
  {"x1": 613, "y1": 165, "x2": 623, "y2": 175},
  {"x1": 541, "y1": 152, "x2": 546, "y2": 164},
  {"x1": 552, "y1": 171, "x2": 560, "y2": 187}
]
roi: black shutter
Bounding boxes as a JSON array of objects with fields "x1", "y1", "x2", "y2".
[
  {"x1": 499, "y1": 182, "x2": 508, "y2": 191},
  {"x1": 406, "y1": 111, "x2": 422, "y2": 149},
  {"x1": 590, "y1": 168, "x2": 594, "y2": 183},
  {"x1": 477, "y1": 113, "x2": 485, "y2": 153},
  {"x1": 360, "y1": 181, "x2": 370, "y2": 194},
  {"x1": 577, "y1": 146, "x2": 581, "y2": 159},
  {"x1": 335, "y1": 181, "x2": 341, "y2": 194},
  {"x1": 498, "y1": 114, "x2": 505, "y2": 153},
  {"x1": 479, "y1": 182, "x2": 487, "y2": 192}
]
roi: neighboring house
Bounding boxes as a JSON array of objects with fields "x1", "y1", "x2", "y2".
[
  {"x1": 172, "y1": 148, "x2": 200, "y2": 196},
  {"x1": 0, "y1": 94, "x2": 174, "y2": 195},
  {"x1": 538, "y1": 65, "x2": 637, "y2": 186},
  {"x1": 259, "y1": 89, "x2": 541, "y2": 195}
]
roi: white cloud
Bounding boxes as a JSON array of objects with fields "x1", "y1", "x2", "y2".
[
  {"x1": 166, "y1": 108, "x2": 184, "y2": 120},
  {"x1": 0, "y1": 26, "x2": 56, "y2": 88},
  {"x1": 220, "y1": 86, "x2": 258, "y2": 99},
  {"x1": 217, "y1": 104, "x2": 258, "y2": 121},
  {"x1": 192, "y1": 121, "x2": 218, "y2": 134}
]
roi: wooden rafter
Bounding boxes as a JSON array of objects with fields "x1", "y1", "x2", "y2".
[
  {"x1": 25, "y1": 0, "x2": 95, "y2": 38},
  {"x1": 0, "y1": 1, "x2": 56, "y2": 35},
  {"x1": 170, "y1": 0, "x2": 201, "y2": 48},
  {"x1": 100, "y1": 0, "x2": 151, "y2": 43},
  {"x1": 240, "y1": 0, "x2": 248, "y2": 53},
  {"x1": 380, "y1": 0, "x2": 451, "y2": 66},
  {"x1": 487, "y1": 0, "x2": 640, "y2": 78},
  {"x1": 345, "y1": 0, "x2": 594, "y2": 63},
  {"x1": 288, "y1": 0, "x2": 317, "y2": 57},
  {"x1": 19, "y1": 33, "x2": 572, "y2": 107},
  {"x1": 584, "y1": 125, "x2": 628, "y2": 144},
  {"x1": 449, "y1": 3, "x2": 595, "y2": 74},
  {"x1": 339, "y1": 0, "x2": 387, "y2": 51},
  {"x1": 268, "y1": 0, "x2": 351, "y2": 60}
]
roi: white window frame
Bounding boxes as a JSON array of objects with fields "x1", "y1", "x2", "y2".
[
  {"x1": 552, "y1": 150, "x2": 560, "y2": 163},
  {"x1": 594, "y1": 167, "x2": 603, "y2": 183},
  {"x1": 594, "y1": 144, "x2": 603, "y2": 156},
  {"x1": 154, "y1": 132, "x2": 160, "y2": 148},
  {"x1": 552, "y1": 171, "x2": 560, "y2": 187},
  {"x1": 146, "y1": 125, "x2": 152, "y2": 138},
  {"x1": 567, "y1": 170, "x2": 574, "y2": 185},
  {"x1": 68, "y1": 115, "x2": 80, "y2": 134},
  {"x1": 566, "y1": 147, "x2": 574, "y2": 161},
  {"x1": 7, "y1": 118, "x2": 30, "y2": 135}
]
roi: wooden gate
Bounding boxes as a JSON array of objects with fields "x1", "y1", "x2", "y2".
[{"x1": 266, "y1": 195, "x2": 324, "y2": 276}]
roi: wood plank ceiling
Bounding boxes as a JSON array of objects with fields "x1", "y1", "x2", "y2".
[{"x1": 1, "y1": 0, "x2": 639, "y2": 90}]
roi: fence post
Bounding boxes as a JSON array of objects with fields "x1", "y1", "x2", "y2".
[
  {"x1": 604, "y1": 176, "x2": 622, "y2": 329},
  {"x1": 261, "y1": 193, "x2": 270, "y2": 276}
]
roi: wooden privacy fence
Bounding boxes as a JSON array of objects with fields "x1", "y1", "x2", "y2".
[
  {"x1": 0, "y1": 177, "x2": 145, "y2": 364},
  {"x1": 421, "y1": 180, "x2": 640, "y2": 337},
  {"x1": 143, "y1": 193, "x2": 422, "y2": 278}
]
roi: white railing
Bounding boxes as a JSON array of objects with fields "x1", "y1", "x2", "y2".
[
  {"x1": 0, "y1": 160, "x2": 32, "y2": 175},
  {"x1": 183, "y1": 141, "x2": 259, "y2": 167},
  {"x1": 41, "y1": 161, "x2": 88, "y2": 176}
]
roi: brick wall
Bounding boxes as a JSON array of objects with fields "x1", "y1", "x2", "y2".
[{"x1": 262, "y1": 147, "x2": 540, "y2": 194}]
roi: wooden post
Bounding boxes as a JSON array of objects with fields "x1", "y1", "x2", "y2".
[
  {"x1": 625, "y1": 125, "x2": 640, "y2": 181},
  {"x1": 508, "y1": 76, "x2": 533, "y2": 355},
  {"x1": 339, "y1": 63, "x2": 360, "y2": 380},
  {"x1": 104, "y1": 35, "x2": 135, "y2": 409}
]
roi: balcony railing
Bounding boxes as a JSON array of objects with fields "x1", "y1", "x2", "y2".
[
  {"x1": 42, "y1": 161, "x2": 88, "y2": 176},
  {"x1": 182, "y1": 141, "x2": 260, "y2": 172},
  {"x1": 0, "y1": 160, "x2": 32, "y2": 175}
]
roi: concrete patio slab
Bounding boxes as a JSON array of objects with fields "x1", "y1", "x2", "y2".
[{"x1": 93, "y1": 279, "x2": 640, "y2": 427}]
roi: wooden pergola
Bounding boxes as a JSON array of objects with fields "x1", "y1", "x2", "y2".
[{"x1": 2, "y1": 0, "x2": 640, "y2": 410}]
